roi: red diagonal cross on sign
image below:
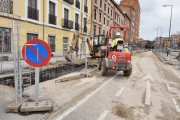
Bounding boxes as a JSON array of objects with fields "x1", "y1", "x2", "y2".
[{"x1": 28, "y1": 45, "x2": 45, "y2": 61}]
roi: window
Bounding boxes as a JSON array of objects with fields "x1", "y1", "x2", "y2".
[
  {"x1": 94, "y1": 25, "x2": 96, "y2": 35},
  {"x1": 28, "y1": 0, "x2": 37, "y2": 9},
  {"x1": 121, "y1": 19, "x2": 123, "y2": 25},
  {"x1": 94, "y1": 8, "x2": 97, "y2": 19},
  {"x1": 28, "y1": 0, "x2": 39, "y2": 20},
  {"x1": 48, "y1": 36, "x2": 55, "y2": 52},
  {"x1": 49, "y1": 2, "x2": 55, "y2": 15},
  {"x1": 103, "y1": 30, "x2": 105, "y2": 34},
  {"x1": 84, "y1": 17, "x2": 87, "y2": 33},
  {"x1": 99, "y1": 26, "x2": 101, "y2": 35},
  {"x1": 115, "y1": 13, "x2": 116, "y2": 20},
  {"x1": 108, "y1": 4, "x2": 110, "y2": 14},
  {"x1": 100, "y1": 0, "x2": 102, "y2": 8},
  {"x1": 104, "y1": 3, "x2": 106, "y2": 11},
  {"x1": 107, "y1": 19, "x2": 109, "y2": 26},
  {"x1": 27, "y1": 33, "x2": 38, "y2": 41},
  {"x1": 0, "y1": 28, "x2": 11, "y2": 53},
  {"x1": 75, "y1": 13, "x2": 79, "y2": 31},
  {"x1": 111, "y1": 7, "x2": 113, "y2": 17},
  {"x1": 64, "y1": 8, "x2": 69, "y2": 19},
  {"x1": 119, "y1": 17, "x2": 120, "y2": 23},
  {"x1": 63, "y1": 37, "x2": 68, "y2": 55},
  {"x1": 104, "y1": 16, "x2": 105, "y2": 24},
  {"x1": 99, "y1": 12, "x2": 101, "y2": 22},
  {"x1": 95, "y1": 0, "x2": 97, "y2": 4}
]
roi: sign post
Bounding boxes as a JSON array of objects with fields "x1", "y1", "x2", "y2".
[{"x1": 22, "y1": 39, "x2": 51, "y2": 102}]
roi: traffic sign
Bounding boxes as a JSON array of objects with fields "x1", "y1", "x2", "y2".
[{"x1": 22, "y1": 39, "x2": 51, "y2": 67}]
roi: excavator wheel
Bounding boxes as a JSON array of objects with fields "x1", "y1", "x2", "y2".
[
  {"x1": 124, "y1": 69, "x2": 132, "y2": 77},
  {"x1": 101, "y1": 59, "x2": 108, "y2": 76},
  {"x1": 97, "y1": 58, "x2": 103, "y2": 70}
]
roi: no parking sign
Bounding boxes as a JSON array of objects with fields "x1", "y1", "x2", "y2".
[
  {"x1": 22, "y1": 39, "x2": 51, "y2": 102},
  {"x1": 22, "y1": 39, "x2": 51, "y2": 67}
]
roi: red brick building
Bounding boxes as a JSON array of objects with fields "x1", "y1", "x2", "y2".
[{"x1": 119, "y1": 0, "x2": 141, "y2": 44}]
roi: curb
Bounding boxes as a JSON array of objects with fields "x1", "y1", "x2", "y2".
[
  {"x1": 153, "y1": 52, "x2": 165, "y2": 63},
  {"x1": 153, "y1": 52, "x2": 179, "y2": 65}
]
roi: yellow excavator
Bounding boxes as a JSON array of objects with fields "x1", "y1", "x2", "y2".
[{"x1": 65, "y1": 32, "x2": 107, "y2": 62}]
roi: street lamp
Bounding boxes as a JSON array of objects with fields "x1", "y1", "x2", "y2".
[
  {"x1": 158, "y1": 27, "x2": 162, "y2": 46},
  {"x1": 154, "y1": 28, "x2": 159, "y2": 46},
  {"x1": 163, "y1": 5, "x2": 173, "y2": 47}
]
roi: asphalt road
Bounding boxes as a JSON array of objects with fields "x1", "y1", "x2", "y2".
[{"x1": 52, "y1": 52, "x2": 180, "y2": 120}]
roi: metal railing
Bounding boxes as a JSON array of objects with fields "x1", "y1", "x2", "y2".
[
  {"x1": 75, "y1": 23, "x2": 79, "y2": 31},
  {"x1": 75, "y1": 0, "x2": 80, "y2": 9},
  {"x1": 0, "y1": 0, "x2": 13, "y2": 14},
  {"x1": 49, "y1": 14, "x2": 57, "y2": 25},
  {"x1": 63, "y1": 0, "x2": 74, "y2": 5},
  {"x1": 84, "y1": 5, "x2": 88, "y2": 13},
  {"x1": 62, "y1": 18, "x2": 74, "y2": 29},
  {"x1": 28, "y1": 6, "x2": 39, "y2": 21}
]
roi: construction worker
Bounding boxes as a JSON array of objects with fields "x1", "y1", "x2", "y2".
[
  {"x1": 111, "y1": 32, "x2": 123, "y2": 49},
  {"x1": 125, "y1": 45, "x2": 129, "y2": 52}
]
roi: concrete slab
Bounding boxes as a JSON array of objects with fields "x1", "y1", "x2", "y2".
[
  {"x1": 6, "y1": 97, "x2": 30, "y2": 113},
  {"x1": 20, "y1": 101, "x2": 52, "y2": 112}
]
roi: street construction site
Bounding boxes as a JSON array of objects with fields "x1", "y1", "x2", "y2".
[{"x1": 1, "y1": 23, "x2": 180, "y2": 120}]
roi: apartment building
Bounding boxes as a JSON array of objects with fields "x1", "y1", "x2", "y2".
[
  {"x1": 119, "y1": 0, "x2": 140, "y2": 44},
  {"x1": 91, "y1": 0, "x2": 114, "y2": 37},
  {"x1": 91, "y1": 0, "x2": 126, "y2": 41},
  {"x1": 0, "y1": 0, "x2": 91, "y2": 56},
  {"x1": 119, "y1": 5, "x2": 135, "y2": 44},
  {"x1": 123, "y1": 12, "x2": 131, "y2": 44}
]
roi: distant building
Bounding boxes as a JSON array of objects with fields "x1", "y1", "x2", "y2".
[{"x1": 119, "y1": 0, "x2": 141, "y2": 45}]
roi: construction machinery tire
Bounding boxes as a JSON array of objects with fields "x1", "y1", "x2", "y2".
[
  {"x1": 101, "y1": 59, "x2": 108, "y2": 76},
  {"x1": 124, "y1": 69, "x2": 132, "y2": 77},
  {"x1": 97, "y1": 58, "x2": 103, "y2": 70}
]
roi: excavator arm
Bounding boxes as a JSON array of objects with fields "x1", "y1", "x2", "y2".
[{"x1": 65, "y1": 32, "x2": 95, "y2": 62}]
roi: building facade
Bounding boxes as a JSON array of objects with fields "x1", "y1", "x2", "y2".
[
  {"x1": 119, "y1": 5, "x2": 135, "y2": 45},
  {"x1": 123, "y1": 12, "x2": 131, "y2": 44},
  {"x1": 119, "y1": 0, "x2": 140, "y2": 44},
  {"x1": 0, "y1": 0, "x2": 91, "y2": 57},
  {"x1": 90, "y1": 0, "x2": 126, "y2": 42}
]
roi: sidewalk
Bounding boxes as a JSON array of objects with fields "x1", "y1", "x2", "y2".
[{"x1": 154, "y1": 51, "x2": 179, "y2": 65}]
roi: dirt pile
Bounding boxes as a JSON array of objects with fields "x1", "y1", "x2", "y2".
[{"x1": 113, "y1": 103, "x2": 134, "y2": 119}]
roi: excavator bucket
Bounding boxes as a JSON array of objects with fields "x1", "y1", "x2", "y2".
[{"x1": 65, "y1": 53, "x2": 73, "y2": 62}]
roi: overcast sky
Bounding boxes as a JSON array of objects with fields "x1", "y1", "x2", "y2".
[{"x1": 115, "y1": 0, "x2": 180, "y2": 41}]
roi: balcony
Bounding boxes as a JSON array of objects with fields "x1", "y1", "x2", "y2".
[
  {"x1": 83, "y1": 26, "x2": 87, "y2": 33},
  {"x1": 84, "y1": 5, "x2": 88, "y2": 13},
  {"x1": 0, "y1": 0, "x2": 13, "y2": 14},
  {"x1": 28, "y1": 6, "x2": 39, "y2": 20},
  {"x1": 62, "y1": 18, "x2": 74, "y2": 29},
  {"x1": 49, "y1": 14, "x2": 57, "y2": 25},
  {"x1": 63, "y1": 0, "x2": 74, "y2": 5},
  {"x1": 75, "y1": 23, "x2": 79, "y2": 31},
  {"x1": 75, "y1": 0, "x2": 80, "y2": 9}
]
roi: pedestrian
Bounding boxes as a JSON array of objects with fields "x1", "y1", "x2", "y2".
[{"x1": 75, "y1": 44, "x2": 79, "y2": 58}]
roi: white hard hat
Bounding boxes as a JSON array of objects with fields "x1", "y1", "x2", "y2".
[
  {"x1": 125, "y1": 45, "x2": 128, "y2": 47},
  {"x1": 115, "y1": 32, "x2": 121, "y2": 36}
]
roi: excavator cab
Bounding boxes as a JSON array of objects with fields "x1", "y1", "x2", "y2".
[{"x1": 93, "y1": 35, "x2": 108, "y2": 58}]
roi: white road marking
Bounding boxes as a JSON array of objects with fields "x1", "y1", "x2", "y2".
[
  {"x1": 145, "y1": 80, "x2": 151, "y2": 105},
  {"x1": 55, "y1": 73, "x2": 119, "y2": 120},
  {"x1": 97, "y1": 110, "x2": 109, "y2": 120},
  {"x1": 74, "y1": 77, "x2": 96, "y2": 87},
  {"x1": 172, "y1": 98, "x2": 180, "y2": 112},
  {"x1": 142, "y1": 74, "x2": 155, "y2": 82},
  {"x1": 116, "y1": 87, "x2": 125, "y2": 97},
  {"x1": 166, "y1": 84, "x2": 171, "y2": 91}
]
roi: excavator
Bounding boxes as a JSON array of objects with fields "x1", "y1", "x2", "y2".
[{"x1": 65, "y1": 32, "x2": 108, "y2": 62}]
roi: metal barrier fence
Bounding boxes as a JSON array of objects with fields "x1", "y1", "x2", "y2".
[{"x1": 0, "y1": 20, "x2": 93, "y2": 106}]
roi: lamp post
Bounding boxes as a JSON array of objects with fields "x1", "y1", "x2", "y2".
[
  {"x1": 154, "y1": 28, "x2": 159, "y2": 47},
  {"x1": 163, "y1": 5, "x2": 173, "y2": 48}
]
